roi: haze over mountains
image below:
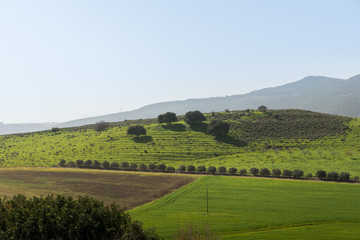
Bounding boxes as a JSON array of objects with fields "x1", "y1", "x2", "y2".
[{"x1": 2, "y1": 74, "x2": 360, "y2": 135}]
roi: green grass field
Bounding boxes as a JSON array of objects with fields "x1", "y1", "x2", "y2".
[{"x1": 129, "y1": 175, "x2": 360, "y2": 239}]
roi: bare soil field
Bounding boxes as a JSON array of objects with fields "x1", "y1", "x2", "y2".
[{"x1": 0, "y1": 167, "x2": 197, "y2": 209}]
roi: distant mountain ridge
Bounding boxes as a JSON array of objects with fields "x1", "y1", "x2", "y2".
[{"x1": 1, "y1": 74, "x2": 360, "y2": 134}]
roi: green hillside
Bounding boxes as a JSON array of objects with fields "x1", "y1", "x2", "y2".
[
  {"x1": 0, "y1": 109, "x2": 359, "y2": 176},
  {"x1": 129, "y1": 175, "x2": 360, "y2": 239}
]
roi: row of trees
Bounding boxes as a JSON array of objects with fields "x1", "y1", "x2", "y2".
[{"x1": 58, "y1": 160, "x2": 356, "y2": 182}]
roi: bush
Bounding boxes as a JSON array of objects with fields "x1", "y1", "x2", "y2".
[
  {"x1": 250, "y1": 168, "x2": 259, "y2": 176},
  {"x1": 157, "y1": 164, "x2": 166, "y2": 172},
  {"x1": 84, "y1": 160, "x2": 92, "y2": 168},
  {"x1": 0, "y1": 194, "x2": 159, "y2": 239},
  {"x1": 316, "y1": 170, "x2": 327, "y2": 180},
  {"x1": 178, "y1": 165, "x2": 186, "y2": 173},
  {"x1": 76, "y1": 160, "x2": 84, "y2": 167},
  {"x1": 339, "y1": 172, "x2": 350, "y2": 182},
  {"x1": 110, "y1": 162, "x2": 120, "y2": 169},
  {"x1": 354, "y1": 176, "x2": 359, "y2": 181},
  {"x1": 293, "y1": 169, "x2": 304, "y2": 179},
  {"x1": 67, "y1": 161, "x2": 75, "y2": 167},
  {"x1": 167, "y1": 166, "x2": 175, "y2": 172},
  {"x1": 228, "y1": 167, "x2": 237, "y2": 175},
  {"x1": 121, "y1": 162, "x2": 130, "y2": 168},
  {"x1": 102, "y1": 161, "x2": 110, "y2": 169},
  {"x1": 197, "y1": 166, "x2": 206, "y2": 173},
  {"x1": 218, "y1": 166, "x2": 227, "y2": 174},
  {"x1": 158, "y1": 112, "x2": 177, "y2": 124},
  {"x1": 260, "y1": 168, "x2": 270, "y2": 177},
  {"x1": 282, "y1": 169, "x2": 293, "y2": 178},
  {"x1": 207, "y1": 120, "x2": 230, "y2": 138},
  {"x1": 127, "y1": 125, "x2": 147, "y2": 138},
  {"x1": 239, "y1": 169, "x2": 247, "y2": 175},
  {"x1": 139, "y1": 163, "x2": 147, "y2": 171},
  {"x1": 93, "y1": 160, "x2": 101, "y2": 168},
  {"x1": 130, "y1": 163, "x2": 138, "y2": 170},
  {"x1": 58, "y1": 159, "x2": 66, "y2": 167},
  {"x1": 184, "y1": 111, "x2": 206, "y2": 125},
  {"x1": 306, "y1": 173, "x2": 313, "y2": 179},
  {"x1": 95, "y1": 121, "x2": 109, "y2": 132},
  {"x1": 272, "y1": 169, "x2": 281, "y2": 177},
  {"x1": 51, "y1": 127, "x2": 60, "y2": 132},
  {"x1": 187, "y1": 165, "x2": 196, "y2": 173},
  {"x1": 148, "y1": 163, "x2": 157, "y2": 171},
  {"x1": 207, "y1": 166, "x2": 217, "y2": 174},
  {"x1": 327, "y1": 171, "x2": 339, "y2": 181}
]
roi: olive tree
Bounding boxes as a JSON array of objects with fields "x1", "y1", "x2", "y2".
[
  {"x1": 184, "y1": 111, "x2": 206, "y2": 125},
  {"x1": 207, "y1": 120, "x2": 230, "y2": 138},
  {"x1": 127, "y1": 125, "x2": 147, "y2": 138}
]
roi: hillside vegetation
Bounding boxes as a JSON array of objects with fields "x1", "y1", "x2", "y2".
[{"x1": 0, "y1": 109, "x2": 359, "y2": 176}]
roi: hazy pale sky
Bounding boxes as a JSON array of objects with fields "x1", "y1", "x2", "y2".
[{"x1": 0, "y1": 0, "x2": 359, "y2": 123}]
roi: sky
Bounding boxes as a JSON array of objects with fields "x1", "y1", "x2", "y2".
[{"x1": 0, "y1": 0, "x2": 359, "y2": 123}]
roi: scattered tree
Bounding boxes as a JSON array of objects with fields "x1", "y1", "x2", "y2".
[
  {"x1": 157, "y1": 112, "x2": 177, "y2": 124},
  {"x1": 127, "y1": 125, "x2": 147, "y2": 138},
  {"x1": 316, "y1": 170, "x2": 327, "y2": 180},
  {"x1": 250, "y1": 168, "x2": 259, "y2": 176},
  {"x1": 228, "y1": 167, "x2": 237, "y2": 175},
  {"x1": 197, "y1": 166, "x2": 206, "y2": 173},
  {"x1": 84, "y1": 160, "x2": 92, "y2": 168},
  {"x1": 293, "y1": 169, "x2": 304, "y2": 179},
  {"x1": 207, "y1": 120, "x2": 230, "y2": 138},
  {"x1": 282, "y1": 169, "x2": 293, "y2": 178},
  {"x1": 187, "y1": 165, "x2": 196, "y2": 173},
  {"x1": 102, "y1": 161, "x2": 110, "y2": 169},
  {"x1": 148, "y1": 163, "x2": 157, "y2": 171},
  {"x1": 157, "y1": 164, "x2": 166, "y2": 172},
  {"x1": 207, "y1": 166, "x2": 217, "y2": 174},
  {"x1": 327, "y1": 171, "x2": 339, "y2": 181},
  {"x1": 260, "y1": 168, "x2": 270, "y2": 177},
  {"x1": 93, "y1": 160, "x2": 101, "y2": 168},
  {"x1": 218, "y1": 166, "x2": 227, "y2": 174},
  {"x1": 58, "y1": 159, "x2": 66, "y2": 167},
  {"x1": 258, "y1": 105, "x2": 267, "y2": 112},
  {"x1": 178, "y1": 165, "x2": 186, "y2": 173},
  {"x1": 51, "y1": 127, "x2": 60, "y2": 133},
  {"x1": 184, "y1": 111, "x2": 206, "y2": 125}
]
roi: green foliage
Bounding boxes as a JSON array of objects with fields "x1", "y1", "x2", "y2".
[
  {"x1": 0, "y1": 194, "x2": 158, "y2": 239},
  {"x1": 157, "y1": 163, "x2": 166, "y2": 172},
  {"x1": 207, "y1": 120, "x2": 230, "y2": 138},
  {"x1": 110, "y1": 162, "x2": 120, "y2": 169},
  {"x1": 187, "y1": 165, "x2": 196, "y2": 173},
  {"x1": 239, "y1": 169, "x2": 247, "y2": 175},
  {"x1": 75, "y1": 159, "x2": 83, "y2": 167},
  {"x1": 157, "y1": 112, "x2": 177, "y2": 124},
  {"x1": 127, "y1": 125, "x2": 147, "y2": 138},
  {"x1": 121, "y1": 161, "x2": 130, "y2": 168},
  {"x1": 207, "y1": 166, "x2": 216, "y2": 174},
  {"x1": 130, "y1": 163, "x2": 138, "y2": 170},
  {"x1": 228, "y1": 167, "x2": 237, "y2": 175},
  {"x1": 102, "y1": 160, "x2": 110, "y2": 169},
  {"x1": 218, "y1": 166, "x2": 226, "y2": 174},
  {"x1": 94, "y1": 121, "x2": 109, "y2": 132},
  {"x1": 197, "y1": 165, "x2": 206, "y2": 173},
  {"x1": 140, "y1": 163, "x2": 147, "y2": 171},
  {"x1": 178, "y1": 165, "x2": 186, "y2": 173},
  {"x1": 51, "y1": 127, "x2": 60, "y2": 133},
  {"x1": 84, "y1": 159, "x2": 92, "y2": 167},
  {"x1": 327, "y1": 171, "x2": 339, "y2": 181},
  {"x1": 258, "y1": 105, "x2": 267, "y2": 112},
  {"x1": 58, "y1": 159, "x2": 66, "y2": 167},
  {"x1": 339, "y1": 172, "x2": 350, "y2": 182},
  {"x1": 316, "y1": 170, "x2": 327, "y2": 180},
  {"x1": 293, "y1": 169, "x2": 304, "y2": 179},
  {"x1": 282, "y1": 169, "x2": 293, "y2": 178},
  {"x1": 184, "y1": 111, "x2": 206, "y2": 125},
  {"x1": 272, "y1": 169, "x2": 281, "y2": 177},
  {"x1": 148, "y1": 163, "x2": 157, "y2": 171},
  {"x1": 167, "y1": 166, "x2": 175, "y2": 172},
  {"x1": 250, "y1": 168, "x2": 259, "y2": 176},
  {"x1": 93, "y1": 160, "x2": 101, "y2": 168},
  {"x1": 260, "y1": 168, "x2": 270, "y2": 177}
]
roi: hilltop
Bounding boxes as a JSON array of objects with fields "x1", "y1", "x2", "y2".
[{"x1": 0, "y1": 109, "x2": 359, "y2": 176}]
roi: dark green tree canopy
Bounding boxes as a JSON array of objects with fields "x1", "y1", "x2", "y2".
[
  {"x1": 207, "y1": 120, "x2": 230, "y2": 138},
  {"x1": 127, "y1": 125, "x2": 147, "y2": 138},
  {"x1": 184, "y1": 111, "x2": 206, "y2": 125},
  {"x1": 158, "y1": 112, "x2": 177, "y2": 124},
  {"x1": 258, "y1": 105, "x2": 267, "y2": 112}
]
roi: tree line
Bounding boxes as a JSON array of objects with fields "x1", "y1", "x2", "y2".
[{"x1": 58, "y1": 160, "x2": 356, "y2": 183}]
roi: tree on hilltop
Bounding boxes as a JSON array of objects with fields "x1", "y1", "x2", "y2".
[
  {"x1": 184, "y1": 111, "x2": 206, "y2": 125},
  {"x1": 158, "y1": 112, "x2": 177, "y2": 124},
  {"x1": 207, "y1": 120, "x2": 230, "y2": 138}
]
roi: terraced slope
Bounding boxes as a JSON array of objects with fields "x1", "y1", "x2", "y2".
[{"x1": 129, "y1": 175, "x2": 360, "y2": 239}]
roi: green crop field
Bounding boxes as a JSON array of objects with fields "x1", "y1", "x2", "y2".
[
  {"x1": 1, "y1": 109, "x2": 360, "y2": 177},
  {"x1": 129, "y1": 175, "x2": 360, "y2": 239}
]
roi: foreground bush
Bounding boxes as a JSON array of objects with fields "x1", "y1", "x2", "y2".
[{"x1": 0, "y1": 194, "x2": 158, "y2": 239}]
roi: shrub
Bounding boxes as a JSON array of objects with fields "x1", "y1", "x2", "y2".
[
  {"x1": 58, "y1": 159, "x2": 66, "y2": 167},
  {"x1": 260, "y1": 168, "x2": 270, "y2": 177},
  {"x1": 327, "y1": 171, "x2": 339, "y2": 181},
  {"x1": 84, "y1": 160, "x2": 92, "y2": 168},
  {"x1": 76, "y1": 160, "x2": 84, "y2": 167},
  {"x1": 282, "y1": 169, "x2": 293, "y2": 178},
  {"x1": 67, "y1": 161, "x2": 75, "y2": 167},
  {"x1": 157, "y1": 112, "x2": 177, "y2": 124},
  {"x1": 272, "y1": 169, "x2": 281, "y2": 177},
  {"x1": 0, "y1": 194, "x2": 159, "y2": 239},
  {"x1": 178, "y1": 165, "x2": 186, "y2": 173},
  {"x1": 157, "y1": 164, "x2": 166, "y2": 172},
  {"x1": 218, "y1": 166, "x2": 227, "y2": 174},
  {"x1": 239, "y1": 169, "x2": 247, "y2": 175},
  {"x1": 102, "y1": 161, "x2": 110, "y2": 169},
  {"x1": 139, "y1": 163, "x2": 147, "y2": 171},
  {"x1": 130, "y1": 163, "x2": 138, "y2": 170},
  {"x1": 187, "y1": 165, "x2": 196, "y2": 173},
  {"x1": 197, "y1": 166, "x2": 206, "y2": 173},
  {"x1": 207, "y1": 166, "x2": 217, "y2": 174},
  {"x1": 293, "y1": 169, "x2": 304, "y2": 179},
  {"x1": 121, "y1": 162, "x2": 130, "y2": 168},
  {"x1": 95, "y1": 121, "x2": 109, "y2": 132},
  {"x1": 167, "y1": 166, "x2": 175, "y2": 172},
  {"x1": 354, "y1": 176, "x2": 359, "y2": 181},
  {"x1": 250, "y1": 168, "x2": 259, "y2": 176},
  {"x1": 339, "y1": 172, "x2": 350, "y2": 182},
  {"x1": 51, "y1": 127, "x2": 60, "y2": 132},
  {"x1": 110, "y1": 162, "x2": 120, "y2": 169},
  {"x1": 228, "y1": 167, "x2": 237, "y2": 175},
  {"x1": 316, "y1": 170, "x2": 327, "y2": 180},
  {"x1": 127, "y1": 125, "x2": 147, "y2": 138},
  {"x1": 184, "y1": 111, "x2": 206, "y2": 125},
  {"x1": 306, "y1": 173, "x2": 313, "y2": 179},
  {"x1": 93, "y1": 160, "x2": 101, "y2": 168},
  {"x1": 148, "y1": 163, "x2": 157, "y2": 171},
  {"x1": 207, "y1": 120, "x2": 230, "y2": 138}
]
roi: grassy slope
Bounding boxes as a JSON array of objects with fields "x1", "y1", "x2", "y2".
[
  {"x1": 1, "y1": 109, "x2": 360, "y2": 175},
  {"x1": 0, "y1": 168, "x2": 197, "y2": 209},
  {"x1": 129, "y1": 175, "x2": 360, "y2": 239}
]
